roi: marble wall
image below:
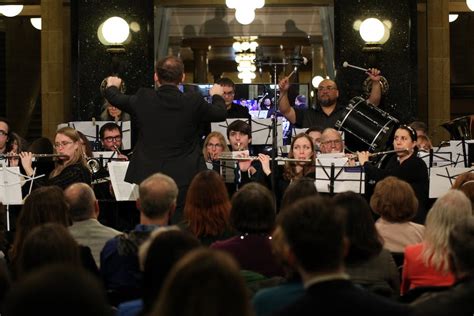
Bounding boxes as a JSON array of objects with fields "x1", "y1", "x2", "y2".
[
  {"x1": 71, "y1": 0, "x2": 154, "y2": 121},
  {"x1": 334, "y1": 0, "x2": 418, "y2": 124}
]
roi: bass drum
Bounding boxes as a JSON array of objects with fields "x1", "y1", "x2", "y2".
[{"x1": 335, "y1": 96, "x2": 399, "y2": 152}]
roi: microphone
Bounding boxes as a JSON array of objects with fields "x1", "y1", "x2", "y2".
[
  {"x1": 254, "y1": 46, "x2": 266, "y2": 75},
  {"x1": 288, "y1": 46, "x2": 308, "y2": 78}
]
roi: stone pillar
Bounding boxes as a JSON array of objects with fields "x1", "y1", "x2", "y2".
[
  {"x1": 41, "y1": 0, "x2": 65, "y2": 139},
  {"x1": 427, "y1": 0, "x2": 450, "y2": 144},
  {"x1": 191, "y1": 47, "x2": 209, "y2": 83}
]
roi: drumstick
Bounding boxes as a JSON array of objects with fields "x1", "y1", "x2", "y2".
[
  {"x1": 342, "y1": 61, "x2": 368, "y2": 72},
  {"x1": 286, "y1": 57, "x2": 309, "y2": 79}
]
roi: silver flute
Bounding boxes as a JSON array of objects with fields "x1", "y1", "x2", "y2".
[{"x1": 219, "y1": 155, "x2": 312, "y2": 163}]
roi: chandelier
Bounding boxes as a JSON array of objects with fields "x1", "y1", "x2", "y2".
[{"x1": 233, "y1": 37, "x2": 258, "y2": 83}]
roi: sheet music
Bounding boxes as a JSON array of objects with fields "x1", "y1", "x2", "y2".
[
  {"x1": 107, "y1": 161, "x2": 139, "y2": 201},
  {"x1": 429, "y1": 167, "x2": 473, "y2": 198},
  {"x1": 0, "y1": 167, "x2": 24, "y2": 205},
  {"x1": 251, "y1": 118, "x2": 283, "y2": 146},
  {"x1": 58, "y1": 121, "x2": 132, "y2": 150},
  {"x1": 315, "y1": 158, "x2": 365, "y2": 194}
]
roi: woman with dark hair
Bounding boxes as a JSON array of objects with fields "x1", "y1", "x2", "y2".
[
  {"x1": 334, "y1": 191, "x2": 400, "y2": 298},
  {"x1": 260, "y1": 133, "x2": 315, "y2": 208},
  {"x1": 210, "y1": 183, "x2": 283, "y2": 277},
  {"x1": 181, "y1": 170, "x2": 234, "y2": 245},
  {"x1": 280, "y1": 177, "x2": 318, "y2": 211},
  {"x1": 19, "y1": 127, "x2": 91, "y2": 189},
  {"x1": 5, "y1": 132, "x2": 28, "y2": 167},
  {"x1": 152, "y1": 248, "x2": 253, "y2": 316},
  {"x1": 358, "y1": 125, "x2": 429, "y2": 224}
]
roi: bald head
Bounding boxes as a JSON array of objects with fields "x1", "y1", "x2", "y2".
[
  {"x1": 320, "y1": 128, "x2": 344, "y2": 153},
  {"x1": 139, "y1": 173, "x2": 179, "y2": 220},
  {"x1": 64, "y1": 183, "x2": 97, "y2": 221}
]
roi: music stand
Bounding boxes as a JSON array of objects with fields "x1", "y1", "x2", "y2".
[
  {"x1": 251, "y1": 118, "x2": 283, "y2": 146},
  {"x1": 418, "y1": 150, "x2": 453, "y2": 168},
  {"x1": 445, "y1": 140, "x2": 474, "y2": 168},
  {"x1": 429, "y1": 167, "x2": 473, "y2": 198},
  {"x1": 107, "y1": 161, "x2": 139, "y2": 201},
  {"x1": 315, "y1": 157, "x2": 365, "y2": 194},
  {"x1": 211, "y1": 118, "x2": 251, "y2": 145}
]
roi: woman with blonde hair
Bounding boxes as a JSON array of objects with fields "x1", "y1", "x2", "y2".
[
  {"x1": 202, "y1": 131, "x2": 229, "y2": 171},
  {"x1": 401, "y1": 190, "x2": 472, "y2": 295},
  {"x1": 19, "y1": 127, "x2": 91, "y2": 189}
]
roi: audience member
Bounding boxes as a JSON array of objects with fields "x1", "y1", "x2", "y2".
[
  {"x1": 273, "y1": 196, "x2": 410, "y2": 315},
  {"x1": 65, "y1": 182, "x2": 121, "y2": 267},
  {"x1": 402, "y1": 190, "x2": 472, "y2": 296},
  {"x1": 413, "y1": 218, "x2": 474, "y2": 315},
  {"x1": 370, "y1": 176, "x2": 424, "y2": 253},
  {"x1": 451, "y1": 172, "x2": 474, "y2": 207},
  {"x1": 280, "y1": 177, "x2": 318, "y2": 211},
  {"x1": 151, "y1": 248, "x2": 253, "y2": 316},
  {"x1": 211, "y1": 183, "x2": 283, "y2": 277},
  {"x1": 334, "y1": 191, "x2": 400, "y2": 298},
  {"x1": 100, "y1": 173, "x2": 177, "y2": 301},
  {"x1": 181, "y1": 170, "x2": 234, "y2": 245}
]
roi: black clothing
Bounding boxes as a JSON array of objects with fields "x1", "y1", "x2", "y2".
[
  {"x1": 275, "y1": 279, "x2": 411, "y2": 316},
  {"x1": 34, "y1": 163, "x2": 91, "y2": 190},
  {"x1": 294, "y1": 103, "x2": 346, "y2": 129},
  {"x1": 363, "y1": 153, "x2": 429, "y2": 224},
  {"x1": 227, "y1": 103, "x2": 251, "y2": 119}
]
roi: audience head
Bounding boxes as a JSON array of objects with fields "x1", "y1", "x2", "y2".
[
  {"x1": 422, "y1": 190, "x2": 472, "y2": 272},
  {"x1": 152, "y1": 248, "x2": 252, "y2": 316},
  {"x1": 155, "y1": 55, "x2": 185, "y2": 85},
  {"x1": 226, "y1": 120, "x2": 251, "y2": 151},
  {"x1": 334, "y1": 191, "x2": 382, "y2": 263},
  {"x1": 64, "y1": 183, "x2": 98, "y2": 221},
  {"x1": 215, "y1": 77, "x2": 235, "y2": 107},
  {"x1": 184, "y1": 170, "x2": 231, "y2": 238},
  {"x1": 319, "y1": 128, "x2": 343, "y2": 153},
  {"x1": 275, "y1": 196, "x2": 345, "y2": 275},
  {"x1": 99, "y1": 122, "x2": 123, "y2": 151},
  {"x1": 17, "y1": 223, "x2": 81, "y2": 277},
  {"x1": 305, "y1": 126, "x2": 323, "y2": 149},
  {"x1": 280, "y1": 177, "x2": 318, "y2": 211},
  {"x1": 449, "y1": 218, "x2": 474, "y2": 279},
  {"x1": 138, "y1": 173, "x2": 179, "y2": 221},
  {"x1": 452, "y1": 172, "x2": 474, "y2": 207},
  {"x1": 138, "y1": 227, "x2": 201, "y2": 315},
  {"x1": 4, "y1": 264, "x2": 111, "y2": 316},
  {"x1": 230, "y1": 182, "x2": 275, "y2": 234},
  {"x1": 202, "y1": 131, "x2": 228, "y2": 161},
  {"x1": 370, "y1": 176, "x2": 418, "y2": 223}
]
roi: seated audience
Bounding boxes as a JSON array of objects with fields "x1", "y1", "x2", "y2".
[
  {"x1": 65, "y1": 183, "x2": 121, "y2": 267},
  {"x1": 100, "y1": 173, "x2": 177, "y2": 303},
  {"x1": 334, "y1": 191, "x2": 400, "y2": 298},
  {"x1": 401, "y1": 190, "x2": 472, "y2": 296},
  {"x1": 413, "y1": 218, "x2": 474, "y2": 315},
  {"x1": 451, "y1": 172, "x2": 474, "y2": 207},
  {"x1": 272, "y1": 196, "x2": 410, "y2": 315},
  {"x1": 280, "y1": 177, "x2": 318, "y2": 211},
  {"x1": 370, "y1": 176, "x2": 425, "y2": 253},
  {"x1": 210, "y1": 183, "x2": 284, "y2": 277},
  {"x1": 117, "y1": 227, "x2": 201, "y2": 316},
  {"x1": 180, "y1": 170, "x2": 234, "y2": 245},
  {"x1": 151, "y1": 248, "x2": 253, "y2": 316}
]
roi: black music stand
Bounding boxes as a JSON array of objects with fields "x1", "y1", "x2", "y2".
[
  {"x1": 429, "y1": 167, "x2": 473, "y2": 198},
  {"x1": 315, "y1": 157, "x2": 365, "y2": 195}
]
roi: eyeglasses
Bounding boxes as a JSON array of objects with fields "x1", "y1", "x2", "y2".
[
  {"x1": 321, "y1": 139, "x2": 342, "y2": 146},
  {"x1": 207, "y1": 143, "x2": 223, "y2": 149},
  {"x1": 318, "y1": 86, "x2": 337, "y2": 91},
  {"x1": 54, "y1": 141, "x2": 74, "y2": 149},
  {"x1": 103, "y1": 136, "x2": 122, "y2": 142},
  {"x1": 223, "y1": 91, "x2": 235, "y2": 96},
  {"x1": 0, "y1": 130, "x2": 7, "y2": 137}
]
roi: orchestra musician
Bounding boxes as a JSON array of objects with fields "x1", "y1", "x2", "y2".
[
  {"x1": 19, "y1": 127, "x2": 91, "y2": 190},
  {"x1": 357, "y1": 125, "x2": 429, "y2": 224},
  {"x1": 202, "y1": 131, "x2": 229, "y2": 172}
]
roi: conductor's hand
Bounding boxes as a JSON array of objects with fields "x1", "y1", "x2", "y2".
[
  {"x1": 209, "y1": 84, "x2": 224, "y2": 97},
  {"x1": 366, "y1": 68, "x2": 381, "y2": 82},
  {"x1": 106, "y1": 76, "x2": 122, "y2": 89},
  {"x1": 357, "y1": 151, "x2": 370, "y2": 166},
  {"x1": 278, "y1": 77, "x2": 290, "y2": 93}
]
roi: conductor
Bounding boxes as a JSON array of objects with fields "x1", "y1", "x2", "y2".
[{"x1": 105, "y1": 55, "x2": 226, "y2": 223}]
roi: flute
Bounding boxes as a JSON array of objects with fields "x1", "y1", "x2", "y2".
[
  {"x1": 0, "y1": 153, "x2": 69, "y2": 159},
  {"x1": 347, "y1": 148, "x2": 410, "y2": 160},
  {"x1": 219, "y1": 155, "x2": 312, "y2": 163}
]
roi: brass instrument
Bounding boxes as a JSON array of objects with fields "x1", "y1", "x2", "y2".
[
  {"x1": 0, "y1": 153, "x2": 69, "y2": 159},
  {"x1": 219, "y1": 155, "x2": 312, "y2": 163},
  {"x1": 87, "y1": 158, "x2": 102, "y2": 174}
]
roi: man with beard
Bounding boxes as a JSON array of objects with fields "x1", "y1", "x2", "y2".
[{"x1": 278, "y1": 69, "x2": 381, "y2": 129}]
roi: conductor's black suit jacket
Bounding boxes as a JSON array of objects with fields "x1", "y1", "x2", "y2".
[{"x1": 105, "y1": 84, "x2": 227, "y2": 187}]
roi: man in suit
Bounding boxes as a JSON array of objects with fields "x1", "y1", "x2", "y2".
[
  {"x1": 65, "y1": 182, "x2": 121, "y2": 267},
  {"x1": 273, "y1": 196, "x2": 410, "y2": 316},
  {"x1": 105, "y1": 56, "x2": 226, "y2": 223}
]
